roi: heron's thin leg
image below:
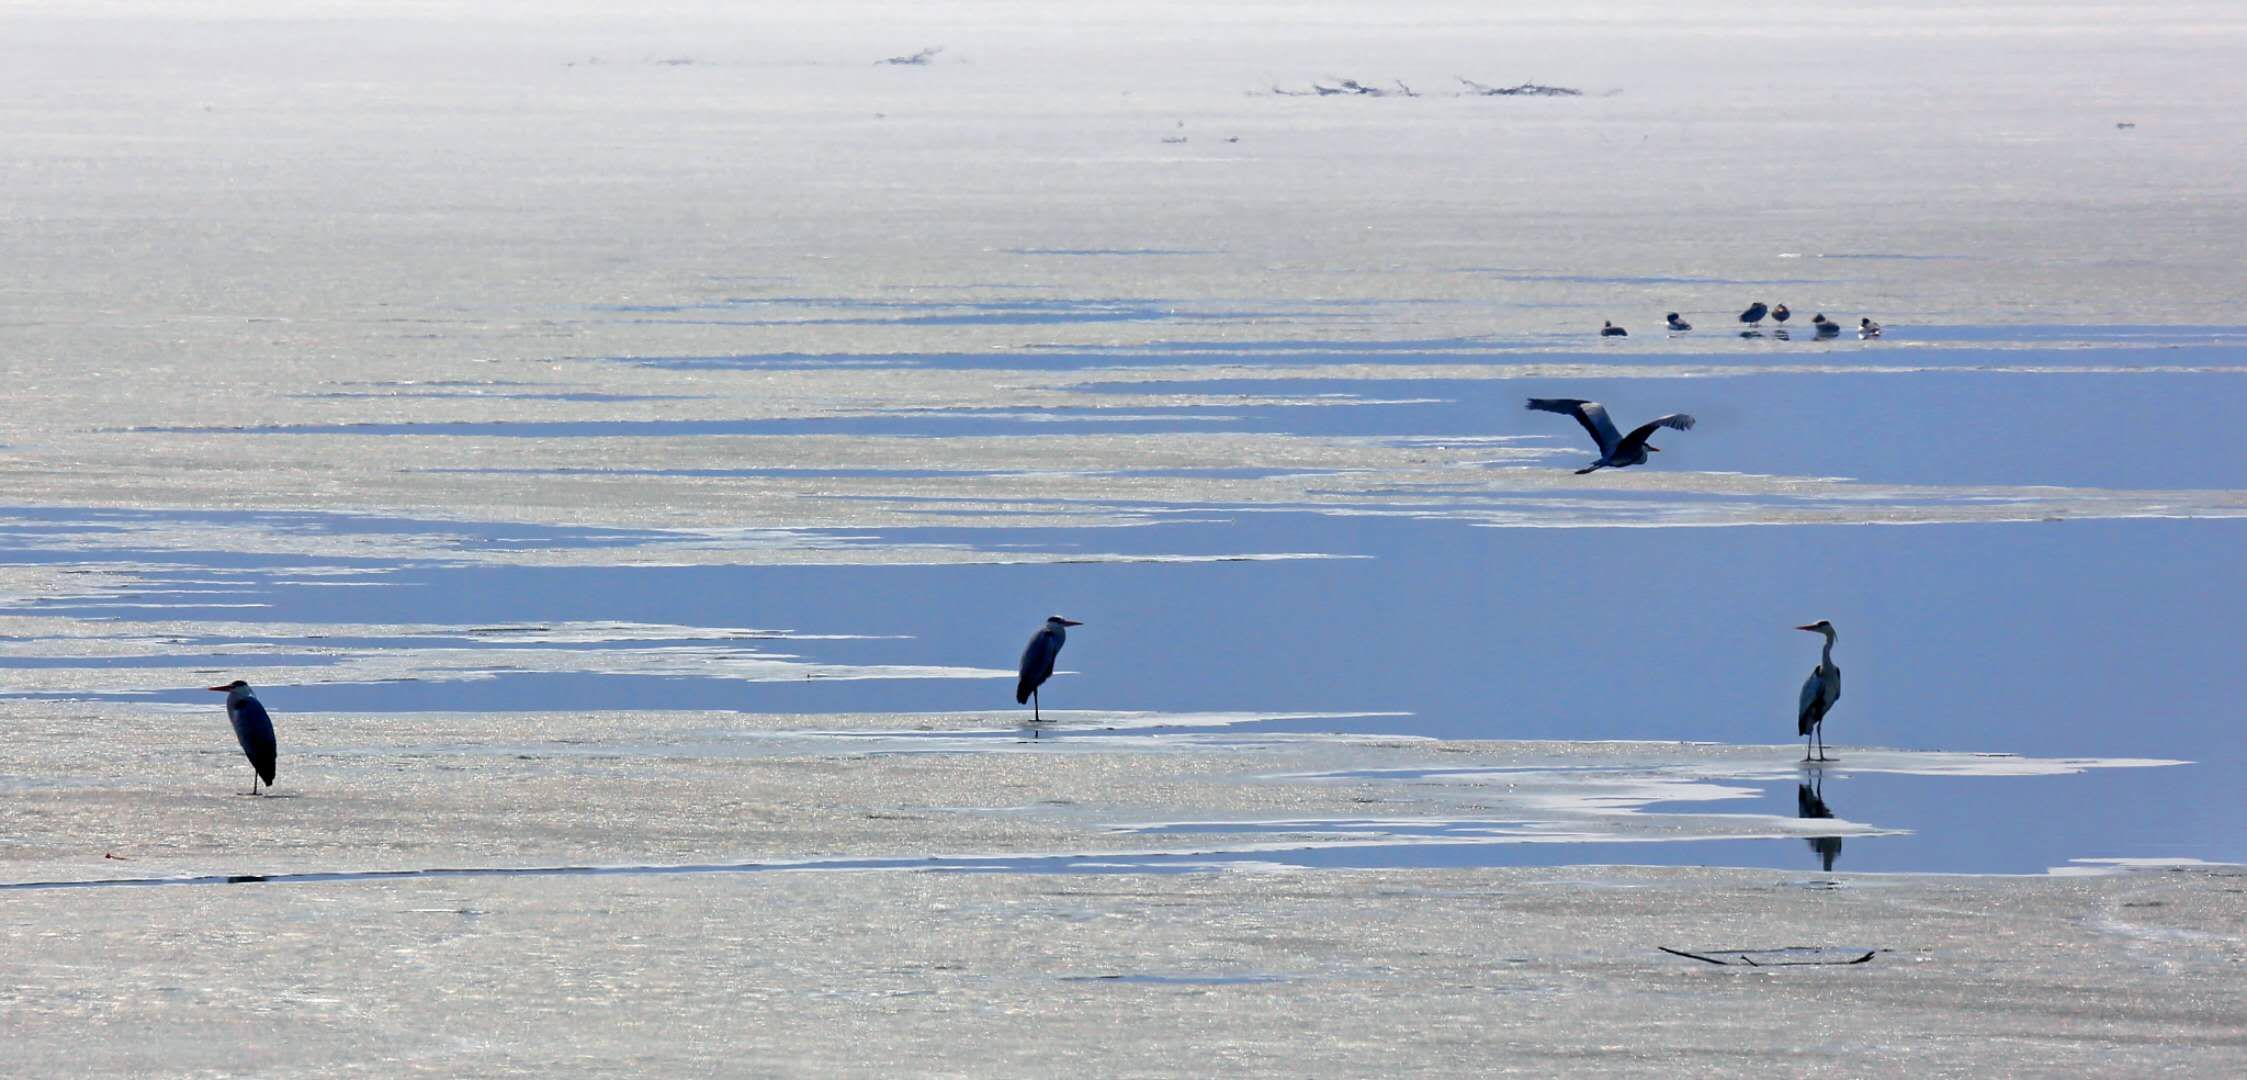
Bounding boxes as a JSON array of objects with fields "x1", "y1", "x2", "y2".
[{"x1": 1032, "y1": 689, "x2": 1040, "y2": 724}]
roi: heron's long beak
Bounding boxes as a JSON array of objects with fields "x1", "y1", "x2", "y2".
[
  {"x1": 1647, "y1": 445, "x2": 1661, "y2": 452},
  {"x1": 204, "y1": 684, "x2": 232, "y2": 692},
  {"x1": 1061, "y1": 619, "x2": 1084, "y2": 626},
  {"x1": 1793, "y1": 624, "x2": 1820, "y2": 633}
]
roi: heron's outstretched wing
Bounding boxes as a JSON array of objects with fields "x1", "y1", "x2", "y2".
[
  {"x1": 230, "y1": 696, "x2": 278, "y2": 784},
  {"x1": 1017, "y1": 627, "x2": 1064, "y2": 704},
  {"x1": 1616, "y1": 413, "x2": 1695, "y2": 456},
  {"x1": 1525, "y1": 398, "x2": 1621, "y2": 455}
]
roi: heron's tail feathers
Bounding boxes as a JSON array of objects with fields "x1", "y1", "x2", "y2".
[{"x1": 1015, "y1": 682, "x2": 1033, "y2": 705}]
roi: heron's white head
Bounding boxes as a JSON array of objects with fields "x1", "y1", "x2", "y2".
[
  {"x1": 1046, "y1": 616, "x2": 1084, "y2": 627},
  {"x1": 1795, "y1": 620, "x2": 1837, "y2": 640}
]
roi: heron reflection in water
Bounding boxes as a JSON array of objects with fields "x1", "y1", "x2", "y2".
[{"x1": 1797, "y1": 768, "x2": 1844, "y2": 872}]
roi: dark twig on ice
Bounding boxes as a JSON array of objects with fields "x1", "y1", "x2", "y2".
[
  {"x1": 1660, "y1": 946, "x2": 1879, "y2": 967},
  {"x1": 1457, "y1": 77, "x2": 1583, "y2": 97},
  {"x1": 878, "y1": 46, "x2": 944, "y2": 66},
  {"x1": 1268, "y1": 76, "x2": 1585, "y2": 98}
]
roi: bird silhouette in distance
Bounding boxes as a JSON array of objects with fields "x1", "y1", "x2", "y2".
[
  {"x1": 1795, "y1": 621, "x2": 1841, "y2": 761},
  {"x1": 207, "y1": 679, "x2": 277, "y2": 795},
  {"x1": 1017, "y1": 616, "x2": 1083, "y2": 723}
]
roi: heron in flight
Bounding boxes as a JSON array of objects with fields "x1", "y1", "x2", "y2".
[
  {"x1": 1526, "y1": 398, "x2": 1697, "y2": 474},
  {"x1": 1795, "y1": 621, "x2": 1840, "y2": 761},
  {"x1": 207, "y1": 679, "x2": 277, "y2": 794},
  {"x1": 1017, "y1": 616, "x2": 1083, "y2": 722}
]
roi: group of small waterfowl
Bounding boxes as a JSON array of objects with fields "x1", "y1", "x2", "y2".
[{"x1": 1602, "y1": 303, "x2": 1882, "y2": 339}]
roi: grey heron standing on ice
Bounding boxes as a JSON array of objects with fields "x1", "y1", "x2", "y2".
[
  {"x1": 1795, "y1": 621, "x2": 1841, "y2": 761},
  {"x1": 1526, "y1": 398, "x2": 1697, "y2": 474},
  {"x1": 1017, "y1": 616, "x2": 1082, "y2": 722},
  {"x1": 207, "y1": 679, "x2": 277, "y2": 794}
]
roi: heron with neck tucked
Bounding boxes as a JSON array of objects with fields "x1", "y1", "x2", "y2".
[
  {"x1": 206, "y1": 679, "x2": 278, "y2": 795},
  {"x1": 1016, "y1": 615, "x2": 1083, "y2": 722},
  {"x1": 1795, "y1": 621, "x2": 1841, "y2": 761},
  {"x1": 1526, "y1": 398, "x2": 1697, "y2": 475}
]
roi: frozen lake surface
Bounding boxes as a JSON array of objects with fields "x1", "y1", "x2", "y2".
[{"x1": 5, "y1": 1, "x2": 2245, "y2": 1074}]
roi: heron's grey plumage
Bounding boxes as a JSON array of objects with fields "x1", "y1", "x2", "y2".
[
  {"x1": 212, "y1": 680, "x2": 277, "y2": 793},
  {"x1": 1795, "y1": 622, "x2": 1841, "y2": 761},
  {"x1": 1526, "y1": 399, "x2": 1696, "y2": 474},
  {"x1": 1015, "y1": 616, "x2": 1081, "y2": 721}
]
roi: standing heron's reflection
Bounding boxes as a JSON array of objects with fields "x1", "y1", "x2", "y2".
[{"x1": 1797, "y1": 769, "x2": 1845, "y2": 872}]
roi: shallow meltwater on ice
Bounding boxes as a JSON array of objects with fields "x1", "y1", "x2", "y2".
[
  {"x1": 6, "y1": 314, "x2": 2247, "y2": 881},
  {"x1": 7, "y1": 7, "x2": 2247, "y2": 1072},
  {"x1": 0, "y1": 736, "x2": 2198, "y2": 885}
]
